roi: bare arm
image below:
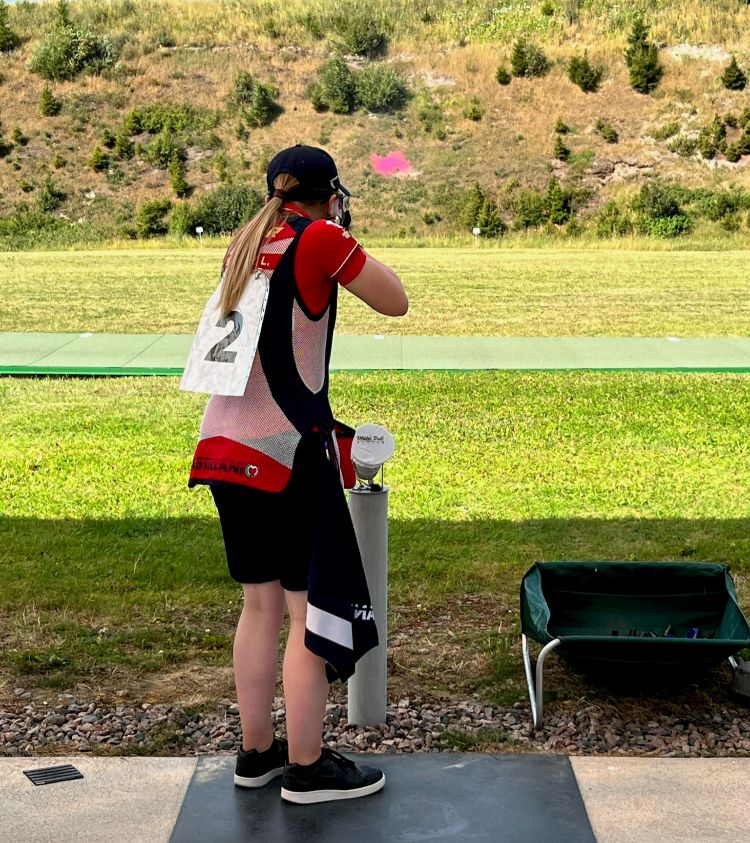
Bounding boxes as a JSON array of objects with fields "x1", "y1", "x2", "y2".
[{"x1": 344, "y1": 253, "x2": 408, "y2": 316}]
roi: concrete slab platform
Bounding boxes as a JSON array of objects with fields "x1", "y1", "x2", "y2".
[
  {"x1": 168, "y1": 753, "x2": 595, "y2": 843},
  {"x1": 3, "y1": 333, "x2": 750, "y2": 376},
  {"x1": 0, "y1": 755, "x2": 196, "y2": 843},
  {"x1": 571, "y1": 757, "x2": 750, "y2": 843}
]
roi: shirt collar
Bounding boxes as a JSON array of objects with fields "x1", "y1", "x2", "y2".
[{"x1": 281, "y1": 202, "x2": 311, "y2": 219}]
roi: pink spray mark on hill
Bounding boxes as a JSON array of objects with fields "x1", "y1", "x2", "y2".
[{"x1": 370, "y1": 150, "x2": 413, "y2": 176}]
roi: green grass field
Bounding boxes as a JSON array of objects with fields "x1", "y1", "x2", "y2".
[
  {"x1": 3, "y1": 372, "x2": 749, "y2": 708},
  {"x1": 3, "y1": 245, "x2": 750, "y2": 336}
]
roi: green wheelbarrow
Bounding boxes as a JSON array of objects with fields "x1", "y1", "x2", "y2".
[{"x1": 520, "y1": 561, "x2": 750, "y2": 729}]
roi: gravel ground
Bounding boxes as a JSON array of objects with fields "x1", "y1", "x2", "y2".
[{"x1": 2, "y1": 688, "x2": 750, "y2": 758}]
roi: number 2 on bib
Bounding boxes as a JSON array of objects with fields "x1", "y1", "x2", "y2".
[
  {"x1": 205, "y1": 311, "x2": 244, "y2": 364},
  {"x1": 180, "y1": 269, "x2": 269, "y2": 396}
]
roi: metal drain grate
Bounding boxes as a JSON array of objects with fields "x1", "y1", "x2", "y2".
[{"x1": 23, "y1": 764, "x2": 84, "y2": 786}]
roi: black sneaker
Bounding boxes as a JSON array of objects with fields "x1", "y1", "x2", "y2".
[
  {"x1": 234, "y1": 737, "x2": 288, "y2": 788},
  {"x1": 281, "y1": 748, "x2": 385, "y2": 804}
]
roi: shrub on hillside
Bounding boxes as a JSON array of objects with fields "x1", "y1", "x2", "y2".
[
  {"x1": 355, "y1": 63, "x2": 409, "y2": 112},
  {"x1": 136, "y1": 198, "x2": 172, "y2": 238},
  {"x1": 37, "y1": 174, "x2": 66, "y2": 212},
  {"x1": 28, "y1": 7, "x2": 119, "y2": 82},
  {"x1": 554, "y1": 117, "x2": 570, "y2": 134},
  {"x1": 632, "y1": 179, "x2": 691, "y2": 237},
  {"x1": 124, "y1": 103, "x2": 217, "y2": 136},
  {"x1": 476, "y1": 198, "x2": 506, "y2": 237},
  {"x1": 595, "y1": 117, "x2": 618, "y2": 143},
  {"x1": 114, "y1": 132, "x2": 133, "y2": 160},
  {"x1": 568, "y1": 52, "x2": 604, "y2": 93},
  {"x1": 692, "y1": 188, "x2": 750, "y2": 222},
  {"x1": 331, "y1": 11, "x2": 387, "y2": 56},
  {"x1": 0, "y1": 0, "x2": 21, "y2": 53},
  {"x1": 228, "y1": 71, "x2": 280, "y2": 127},
  {"x1": 88, "y1": 145, "x2": 109, "y2": 172},
  {"x1": 697, "y1": 115, "x2": 726, "y2": 159},
  {"x1": 595, "y1": 201, "x2": 634, "y2": 237},
  {"x1": 463, "y1": 97, "x2": 483, "y2": 121},
  {"x1": 721, "y1": 56, "x2": 746, "y2": 91},
  {"x1": 512, "y1": 189, "x2": 547, "y2": 230},
  {"x1": 170, "y1": 184, "x2": 262, "y2": 237},
  {"x1": 417, "y1": 97, "x2": 446, "y2": 139},
  {"x1": 311, "y1": 56, "x2": 357, "y2": 114},
  {"x1": 169, "y1": 154, "x2": 189, "y2": 198},
  {"x1": 495, "y1": 66, "x2": 511, "y2": 85},
  {"x1": 545, "y1": 177, "x2": 572, "y2": 224},
  {"x1": 553, "y1": 135, "x2": 570, "y2": 160},
  {"x1": 624, "y1": 17, "x2": 662, "y2": 94},
  {"x1": 142, "y1": 131, "x2": 185, "y2": 169},
  {"x1": 725, "y1": 143, "x2": 742, "y2": 163},
  {"x1": 511, "y1": 39, "x2": 549, "y2": 78},
  {"x1": 39, "y1": 86, "x2": 62, "y2": 117},
  {"x1": 667, "y1": 135, "x2": 697, "y2": 158},
  {"x1": 651, "y1": 121, "x2": 679, "y2": 140},
  {"x1": 460, "y1": 184, "x2": 504, "y2": 237}
]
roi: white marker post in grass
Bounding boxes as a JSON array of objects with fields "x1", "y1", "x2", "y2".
[{"x1": 347, "y1": 424, "x2": 396, "y2": 727}]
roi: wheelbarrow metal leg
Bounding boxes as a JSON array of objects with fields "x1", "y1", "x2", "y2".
[{"x1": 522, "y1": 634, "x2": 561, "y2": 730}]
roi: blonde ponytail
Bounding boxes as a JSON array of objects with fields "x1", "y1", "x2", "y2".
[{"x1": 218, "y1": 172, "x2": 300, "y2": 316}]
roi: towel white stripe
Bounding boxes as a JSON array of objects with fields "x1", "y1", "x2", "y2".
[{"x1": 306, "y1": 603, "x2": 353, "y2": 650}]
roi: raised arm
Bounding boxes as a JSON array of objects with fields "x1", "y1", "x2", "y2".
[{"x1": 344, "y1": 253, "x2": 408, "y2": 316}]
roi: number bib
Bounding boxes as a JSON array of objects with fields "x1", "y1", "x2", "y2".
[{"x1": 180, "y1": 269, "x2": 269, "y2": 396}]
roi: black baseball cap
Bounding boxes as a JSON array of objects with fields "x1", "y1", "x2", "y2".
[{"x1": 266, "y1": 144, "x2": 350, "y2": 198}]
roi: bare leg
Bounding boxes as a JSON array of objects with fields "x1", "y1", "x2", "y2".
[
  {"x1": 234, "y1": 581, "x2": 285, "y2": 752},
  {"x1": 283, "y1": 590, "x2": 329, "y2": 765}
]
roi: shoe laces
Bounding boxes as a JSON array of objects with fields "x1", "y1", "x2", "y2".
[{"x1": 322, "y1": 748, "x2": 356, "y2": 770}]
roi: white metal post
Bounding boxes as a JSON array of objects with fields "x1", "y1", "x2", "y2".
[{"x1": 346, "y1": 485, "x2": 389, "y2": 726}]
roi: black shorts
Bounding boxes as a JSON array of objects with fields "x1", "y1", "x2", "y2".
[{"x1": 209, "y1": 439, "x2": 321, "y2": 590}]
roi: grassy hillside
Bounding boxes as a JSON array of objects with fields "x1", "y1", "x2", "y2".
[{"x1": 3, "y1": 0, "x2": 750, "y2": 245}]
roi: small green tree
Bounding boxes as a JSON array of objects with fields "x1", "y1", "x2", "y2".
[
  {"x1": 461, "y1": 183, "x2": 486, "y2": 230},
  {"x1": 512, "y1": 189, "x2": 547, "y2": 230},
  {"x1": 100, "y1": 127, "x2": 116, "y2": 149},
  {"x1": 721, "y1": 56, "x2": 747, "y2": 91},
  {"x1": 314, "y1": 56, "x2": 357, "y2": 114},
  {"x1": 0, "y1": 0, "x2": 21, "y2": 53},
  {"x1": 169, "y1": 153, "x2": 189, "y2": 198},
  {"x1": 463, "y1": 97, "x2": 483, "y2": 121},
  {"x1": 136, "y1": 198, "x2": 172, "y2": 238},
  {"x1": 39, "y1": 86, "x2": 62, "y2": 117},
  {"x1": 698, "y1": 115, "x2": 727, "y2": 159},
  {"x1": 228, "y1": 71, "x2": 279, "y2": 127},
  {"x1": 114, "y1": 132, "x2": 134, "y2": 160},
  {"x1": 545, "y1": 177, "x2": 571, "y2": 224},
  {"x1": 511, "y1": 39, "x2": 550, "y2": 78},
  {"x1": 553, "y1": 135, "x2": 570, "y2": 160},
  {"x1": 331, "y1": 11, "x2": 387, "y2": 56},
  {"x1": 355, "y1": 63, "x2": 409, "y2": 112},
  {"x1": 88, "y1": 145, "x2": 109, "y2": 172},
  {"x1": 28, "y1": 2, "x2": 119, "y2": 82},
  {"x1": 568, "y1": 51, "x2": 604, "y2": 92},
  {"x1": 625, "y1": 18, "x2": 662, "y2": 94},
  {"x1": 476, "y1": 197, "x2": 506, "y2": 237},
  {"x1": 37, "y1": 173, "x2": 66, "y2": 212},
  {"x1": 595, "y1": 117, "x2": 618, "y2": 143},
  {"x1": 495, "y1": 66, "x2": 511, "y2": 85},
  {"x1": 11, "y1": 127, "x2": 27, "y2": 146}
]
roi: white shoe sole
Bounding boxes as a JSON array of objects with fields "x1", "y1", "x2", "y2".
[
  {"x1": 281, "y1": 773, "x2": 385, "y2": 804},
  {"x1": 234, "y1": 766, "x2": 285, "y2": 788}
]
